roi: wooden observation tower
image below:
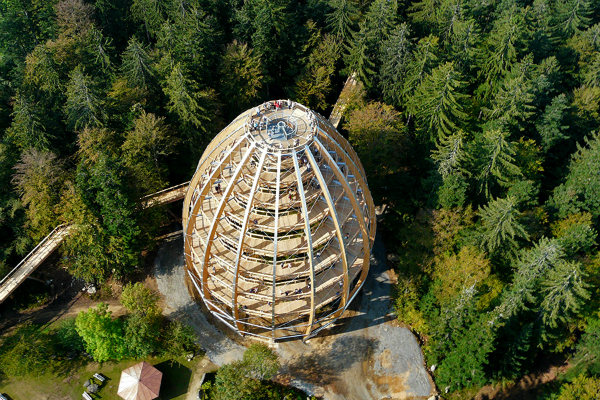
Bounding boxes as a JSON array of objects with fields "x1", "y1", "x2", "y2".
[{"x1": 182, "y1": 100, "x2": 376, "y2": 341}]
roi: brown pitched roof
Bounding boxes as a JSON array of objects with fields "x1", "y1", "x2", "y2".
[{"x1": 117, "y1": 361, "x2": 163, "y2": 400}]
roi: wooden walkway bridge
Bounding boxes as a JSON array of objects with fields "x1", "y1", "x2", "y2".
[
  {"x1": 0, "y1": 182, "x2": 190, "y2": 304},
  {"x1": 329, "y1": 72, "x2": 360, "y2": 129}
]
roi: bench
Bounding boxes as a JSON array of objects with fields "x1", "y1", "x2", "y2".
[
  {"x1": 82, "y1": 392, "x2": 92, "y2": 400},
  {"x1": 93, "y1": 373, "x2": 105, "y2": 382}
]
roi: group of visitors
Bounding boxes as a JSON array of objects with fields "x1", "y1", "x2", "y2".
[
  {"x1": 255, "y1": 100, "x2": 294, "y2": 117},
  {"x1": 288, "y1": 188, "x2": 298, "y2": 201}
]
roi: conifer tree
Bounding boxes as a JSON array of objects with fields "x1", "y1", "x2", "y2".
[
  {"x1": 478, "y1": 195, "x2": 528, "y2": 254},
  {"x1": 326, "y1": 0, "x2": 358, "y2": 43},
  {"x1": 23, "y1": 45, "x2": 61, "y2": 95},
  {"x1": 536, "y1": 94, "x2": 570, "y2": 151},
  {"x1": 476, "y1": 129, "x2": 522, "y2": 198},
  {"x1": 363, "y1": 0, "x2": 397, "y2": 53},
  {"x1": 12, "y1": 149, "x2": 64, "y2": 241},
  {"x1": 87, "y1": 27, "x2": 113, "y2": 73},
  {"x1": 572, "y1": 318, "x2": 600, "y2": 375},
  {"x1": 344, "y1": 22, "x2": 376, "y2": 87},
  {"x1": 294, "y1": 34, "x2": 340, "y2": 110},
  {"x1": 550, "y1": 131, "x2": 600, "y2": 218},
  {"x1": 120, "y1": 37, "x2": 153, "y2": 88},
  {"x1": 494, "y1": 238, "x2": 564, "y2": 322},
  {"x1": 481, "y1": 6, "x2": 528, "y2": 95},
  {"x1": 555, "y1": 0, "x2": 592, "y2": 36},
  {"x1": 380, "y1": 23, "x2": 412, "y2": 107},
  {"x1": 582, "y1": 53, "x2": 600, "y2": 88},
  {"x1": 408, "y1": 0, "x2": 440, "y2": 28},
  {"x1": 448, "y1": 19, "x2": 480, "y2": 71},
  {"x1": 122, "y1": 111, "x2": 174, "y2": 194},
  {"x1": 7, "y1": 92, "x2": 50, "y2": 150},
  {"x1": 483, "y1": 58, "x2": 535, "y2": 130},
  {"x1": 431, "y1": 130, "x2": 467, "y2": 179},
  {"x1": 157, "y1": 3, "x2": 223, "y2": 82},
  {"x1": 540, "y1": 260, "x2": 589, "y2": 331},
  {"x1": 64, "y1": 66, "x2": 105, "y2": 131},
  {"x1": 498, "y1": 322, "x2": 533, "y2": 379},
  {"x1": 130, "y1": 0, "x2": 164, "y2": 40},
  {"x1": 402, "y1": 35, "x2": 439, "y2": 113},
  {"x1": 163, "y1": 63, "x2": 207, "y2": 129},
  {"x1": 412, "y1": 61, "x2": 468, "y2": 141},
  {"x1": 235, "y1": 0, "x2": 289, "y2": 78}
]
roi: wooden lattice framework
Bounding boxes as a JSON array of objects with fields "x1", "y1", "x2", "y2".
[{"x1": 182, "y1": 101, "x2": 376, "y2": 341}]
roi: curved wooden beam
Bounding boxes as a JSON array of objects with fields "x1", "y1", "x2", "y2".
[
  {"x1": 312, "y1": 137, "x2": 371, "y2": 325},
  {"x1": 292, "y1": 150, "x2": 316, "y2": 338},
  {"x1": 198, "y1": 142, "x2": 256, "y2": 305},
  {"x1": 305, "y1": 147, "x2": 349, "y2": 308},
  {"x1": 232, "y1": 150, "x2": 267, "y2": 333},
  {"x1": 271, "y1": 153, "x2": 282, "y2": 338}
]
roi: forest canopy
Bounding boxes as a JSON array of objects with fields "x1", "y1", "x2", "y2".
[{"x1": 1, "y1": 0, "x2": 600, "y2": 397}]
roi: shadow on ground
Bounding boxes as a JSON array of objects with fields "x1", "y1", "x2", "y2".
[
  {"x1": 283, "y1": 336, "x2": 379, "y2": 385},
  {"x1": 155, "y1": 360, "x2": 192, "y2": 399}
]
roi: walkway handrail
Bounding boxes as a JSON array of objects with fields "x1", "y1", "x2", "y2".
[
  {"x1": 140, "y1": 181, "x2": 190, "y2": 202},
  {"x1": 0, "y1": 223, "x2": 68, "y2": 287}
]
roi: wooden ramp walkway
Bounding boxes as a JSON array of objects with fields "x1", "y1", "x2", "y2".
[
  {"x1": 328, "y1": 72, "x2": 360, "y2": 129},
  {"x1": 0, "y1": 182, "x2": 190, "y2": 304}
]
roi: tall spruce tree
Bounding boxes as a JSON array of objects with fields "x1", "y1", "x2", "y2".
[
  {"x1": 494, "y1": 238, "x2": 564, "y2": 322},
  {"x1": 12, "y1": 149, "x2": 64, "y2": 240},
  {"x1": 431, "y1": 130, "x2": 467, "y2": 179},
  {"x1": 480, "y1": 6, "x2": 529, "y2": 96},
  {"x1": 536, "y1": 94, "x2": 570, "y2": 151},
  {"x1": 294, "y1": 34, "x2": 340, "y2": 110},
  {"x1": 403, "y1": 35, "x2": 439, "y2": 115},
  {"x1": 120, "y1": 37, "x2": 153, "y2": 88},
  {"x1": 478, "y1": 195, "x2": 528, "y2": 254},
  {"x1": 476, "y1": 129, "x2": 522, "y2": 198},
  {"x1": 550, "y1": 131, "x2": 600, "y2": 218},
  {"x1": 163, "y1": 63, "x2": 207, "y2": 129},
  {"x1": 540, "y1": 260, "x2": 589, "y2": 332},
  {"x1": 411, "y1": 62, "x2": 468, "y2": 141},
  {"x1": 380, "y1": 23, "x2": 412, "y2": 107},
  {"x1": 64, "y1": 66, "x2": 105, "y2": 131},
  {"x1": 219, "y1": 41, "x2": 263, "y2": 112},
  {"x1": 344, "y1": 21, "x2": 376, "y2": 86},
  {"x1": 555, "y1": 0, "x2": 592, "y2": 36},
  {"x1": 326, "y1": 0, "x2": 358, "y2": 43},
  {"x1": 7, "y1": 92, "x2": 50, "y2": 150}
]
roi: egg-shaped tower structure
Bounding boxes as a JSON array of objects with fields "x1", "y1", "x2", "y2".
[{"x1": 182, "y1": 100, "x2": 375, "y2": 341}]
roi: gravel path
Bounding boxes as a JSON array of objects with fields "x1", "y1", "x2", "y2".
[
  {"x1": 154, "y1": 233, "x2": 433, "y2": 399},
  {"x1": 154, "y1": 236, "x2": 245, "y2": 366}
]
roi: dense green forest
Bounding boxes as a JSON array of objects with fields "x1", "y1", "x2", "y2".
[{"x1": 1, "y1": 0, "x2": 600, "y2": 398}]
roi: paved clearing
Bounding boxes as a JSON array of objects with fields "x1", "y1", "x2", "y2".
[{"x1": 154, "y1": 234, "x2": 433, "y2": 400}]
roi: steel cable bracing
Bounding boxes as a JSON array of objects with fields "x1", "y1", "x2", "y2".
[{"x1": 183, "y1": 101, "x2": 375, "y2": 341}]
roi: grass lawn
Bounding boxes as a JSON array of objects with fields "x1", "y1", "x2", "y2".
[{"x1": 0, "y1": 355, "x2": 196, "y2": 400}]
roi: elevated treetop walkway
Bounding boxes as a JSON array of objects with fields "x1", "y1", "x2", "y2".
[{"x1": 0, "y1": 182, "x2": 190, "y2": 304}]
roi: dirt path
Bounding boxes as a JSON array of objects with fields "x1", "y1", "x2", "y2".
[
  {"x1": 185, "y1": 357, "x2": 219, "y2": 400},
  {"x1": 474, "y1": 362, "x2": 569, "y2": 400},
  {"x1": 154, "y1": 233, "x2": 433, "y2": 400}
]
